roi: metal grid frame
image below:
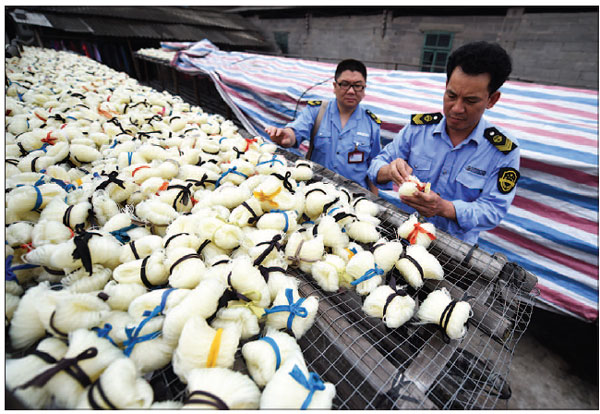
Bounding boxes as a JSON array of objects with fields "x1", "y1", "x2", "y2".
[{"x1": 144, "y1": 149, "x2": 536, "y2": 409}]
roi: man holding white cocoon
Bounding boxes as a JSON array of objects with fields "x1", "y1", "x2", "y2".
[{"x1": 368, "y1": 41, "x2": 520, "y2": 244}]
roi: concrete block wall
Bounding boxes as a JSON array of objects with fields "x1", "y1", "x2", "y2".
[{"x1": 246, "y1": 9, "x2": 598, "y2": 90}]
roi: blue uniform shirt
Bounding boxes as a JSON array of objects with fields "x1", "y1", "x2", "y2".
[
  {"x1": 368, "y1": 115, "x2": 520, "y2": 244},
  {"x1": 287, "y1": 99, "x2": 381, "y2": 189}
]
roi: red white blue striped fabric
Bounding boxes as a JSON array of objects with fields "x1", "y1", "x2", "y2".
[{"x1": 163, "y1": 41, "x2": 598, "y2": 321}]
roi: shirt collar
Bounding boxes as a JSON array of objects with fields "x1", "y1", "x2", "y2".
[
  {"x1": 331, "y1": 99, "x2": 362, "y2": 131},
  {"x1": 435, "y1": 115, "x2": 488, "y2": 147}
]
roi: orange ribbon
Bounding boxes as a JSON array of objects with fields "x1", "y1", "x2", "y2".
[
  {"x1": 244, "y1": 138, "x2": 257, "y2": 152},
  {"x1": 132, "y1": 165, "x2": 150, "y2": 177},
  {"x1": 41, "y1": 131, "x2": 57, "y2": 145},
  {"x1": 406, "y1": 222, "x2": 436, "y2": 245},
  {"x1": 155, "y1": 181, "x2": 169, "y2": 195},
  {"x1": 97, "y1": 103, "x2": 116, "y2": 118},
  {"x1": 253, "y1": 187, "x2": 281, "y2": 208}
]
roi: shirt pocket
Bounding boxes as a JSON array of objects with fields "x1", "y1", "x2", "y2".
[
  {"x1": 343, "y1": 134, "x2": 372, "y2": 164},
  {"x1": 314, "y1": 129, "x2": 332, "y2": 153},
  {"x1": 408, "y1": 155, "x2": 432, "y2": 182},
  {"x1": 456, "y1": 169, "x2": 486, "y2": 201}
]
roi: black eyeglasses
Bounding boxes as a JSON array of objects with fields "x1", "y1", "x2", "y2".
[{"x1": 335, "y1": 81, "x2": 366, "y2": 92}]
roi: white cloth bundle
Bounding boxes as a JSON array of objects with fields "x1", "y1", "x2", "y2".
[
  {"x1": 372, "y1": 240, "x2": 404, "y2": 273},
  {"x1": 303, "y1": 182, "x2": 339, "y2": 219},
  {"x1": 6, "y1": 183, "x2": 65, "y2": 218},
  {"x1": 257, "y1": 209, "x2": 299, "y2": 234},
  {"x1": 166, "y1": 246, "x2": 206, "y2": 289},
  {"x1": 362, "y1": 284, "x2": 416, "y2": 328},
  {"x1": 120, "y1": 234, "x2": 163, "y2": 263},
  {"x1": 112, "y1": 250, "x2": 169, "y2": 288},
  {"x1": 346, "y1": 219, "x2": 380, "y2": 244},
  {"x1": 96, "y1": 310, "x2": 135, "y2": 346},
  {"x1": 316, "y1": 214, "x2": 349, "y2": 248},
  {"x1": 9, "y1": 282, "x2": 64, "y2": 349},
  {"x1": 228, "y1": 256, "x2": 271, "y2": 307},
  {"x1": 416, "y1": 288, "x2": 472, "y2": 340},
  {"x1": 265, "y1": 287, "x2": 318, "y2": 339},
  {"x1": 31, "y1": 219, "x2": 73, "y2": 248},
  {"x1": 291, "y1": 159, "x2": 314, "y2": 181},
  {"x1": 213, "y1": 223, "x2": 244, "y2": 250},
  {"x1": 345, "y1": 250, "x2": 383, "y2": 295},
  {"x1": 184, "y1": 367, "x2": 261, "y2": 409},
  {"x1": 162, "y1": 278, "x2": 226, "y2": 344},
  {"x1": 284, "y1": 231, "x2": 325, "y2": 274},
  {"x1": 229, "y1": 196, "x2": 264, "y2": 227},
  {"x1": 89, "y1": 190, "x2": 121, "y2": 226},
  {"x1": 172, "y1": 316, "x2": 241, "y2": 382},
  {"x1": 252, "y1": 175, "x2": 294, "y2": 212},
  {"x1": 127, "y1": 287, "x2": 189, "y2": 319},
  {"x1": 264, "y1": 265, "x2": 299, "y2": 302},
  {"x1": 218, "y1": 158, "x2": 255, "y2": 186},
  {"x1": 352, "y1": 195, "x2": 380, "y2": 217},
  {"x1": 211, "y1": 182, "x2": 252, "y2": 209},
  {"x1": 134, "y1": 198, "x2": 179, "y2": 229},
  {"x1": 397, "y1": 214, "x2": 437, "y2": 248},
  {"x1": 255, "y1": 153, "x2": 287, "y2": 175},
  {"x1": 260, "y1": 356, "x2": 336, "y2": 409},
  {"x1": 101, "y1": 280, "x2": 148, "y2": 311},
  {"x1": 242, "y1": 327, "x2": 304, "y2": 387},
  {"x1": 211, "y1": 305, "x2": 261, "y2": 340},
  {"x1": 125, "y1": 316, "x2": 176, "y2": 375},
  {"x1": 395, "y1": 244, "x2": 444, "y2": 289},
  {"x1": 6, "y1": 221, "x2": 35, "y2": 247},
  {"x1": 61, "y1": 264, "x2": 112, "y2": 293},
  {"x1": 76, "y1": 357, "x2": 154, "y2": 409},
  {"x1": 6, "y1": 292, "x2": 21, "y2": 324},
  {"x1": 311, "y1": 253, "x2": 348, "y2": 292},
  {"x1": 129, "y1": 159, "x2": 179, "y2": 184},
  {"x1": 6, "y1": 337, "x2": 69, "y2": 409},
  {"x1": 332, "y1": 242, "x2": 364, "y2": 264},
  {"x1": 40, "y1": 328, "x2": 124, "y2": 408},
  {"x1": 398, "y1": 175, "x2": 431, "y2": 196}
]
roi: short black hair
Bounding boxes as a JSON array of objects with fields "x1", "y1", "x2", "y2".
[
  {"x1": 446, "y1": 41, "x2": 512, "y2": 94},
  {"x1": 335, "y1": 59, "x2": 367, "y2": 82}
]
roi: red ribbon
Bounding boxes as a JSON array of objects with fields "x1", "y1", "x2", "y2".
[
  {"x1": 132, "y1": 165, "x2": 150, "y2": 177},
  {"x1": 244, "y1": 138, "x2": 257, "y2": 152},
  {"x1": 41, "y1": 131, "x2": 57, "y2": 145},
  {"x1": 406, "y1": 222, "x2": 436, "y2": 245}
]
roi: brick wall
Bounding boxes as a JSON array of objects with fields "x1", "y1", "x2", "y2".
[{"x1": 247, "y1": 9, "x2": 598, "y2": 89}]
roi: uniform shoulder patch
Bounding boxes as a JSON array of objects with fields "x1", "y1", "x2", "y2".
[
  {"x1": 307, "y1": 100, "x2": 322, "y2": 106},
  {"x1": 365, "y1": 109, "x2": 381, "y2": 124},
  {"x1": 411, "y1": 112, "x2": 442, "y2": 126},
  {"x1": 497, "y1": 167, "x2": 520, "y2": 194},
  {"x1": 484, "y1": 127, "x2": 518, "y2": 155}
]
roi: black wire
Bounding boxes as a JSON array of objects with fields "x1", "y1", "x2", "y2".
[{"x1": 292, "y1": 76, "x2": 334, "y2": 120}]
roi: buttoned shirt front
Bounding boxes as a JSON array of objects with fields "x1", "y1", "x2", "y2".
[
  {"x1": 368, "y1": 115, "x2": 520, "y2": 244},
  {"x1": 287, "y1": 99, "x2": 381, "y2": 189}
]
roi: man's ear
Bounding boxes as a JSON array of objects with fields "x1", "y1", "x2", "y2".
[{"x1": 487, "y1": 91, "x2": 501, "y2": 109}]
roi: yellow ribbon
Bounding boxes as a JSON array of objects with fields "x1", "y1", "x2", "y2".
[
  {"x1": 253, "y1": 187, "x2": 281, "y2": 208},
  {"x1": 206, "y1": 328, "x2": 223, "y2": 368},
  {"x1": 344, "y1": 248, "x2": 356, "y2": 260},
  {"x1": 229, "y1": 299, "x2": 266, "y2": 319}
]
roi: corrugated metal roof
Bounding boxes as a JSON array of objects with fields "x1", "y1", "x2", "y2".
[
  {"x1": 44, "y1": 14, "x2": 93, "y2": 33},
  {"x1": 11, "y1": 6, "x2": 267, "y2": 48}
]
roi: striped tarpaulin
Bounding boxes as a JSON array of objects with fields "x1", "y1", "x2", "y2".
[{"x1": 164, "y1": 41, "x2": 598, "y2": 321}]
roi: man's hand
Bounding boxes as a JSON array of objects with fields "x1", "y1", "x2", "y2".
[
  {"x1": 264, "y1": 126, "x2": 296, "y2": 148},
  {"x1": 400, "y1": 190, "x2": 456, "y2": 221},
  {"x1": 377, "y1": 158, "x2": 413, "y2": 186}
]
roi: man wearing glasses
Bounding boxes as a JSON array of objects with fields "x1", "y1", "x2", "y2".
[{"x1": 265, "y1": 59, "x2": 382, "y2": 192}]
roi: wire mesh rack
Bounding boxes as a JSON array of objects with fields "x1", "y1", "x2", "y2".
[{"x1": 143, "y1": 148, "x2": 537, "y2": 410}]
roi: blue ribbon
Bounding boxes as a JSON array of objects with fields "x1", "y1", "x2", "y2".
[
  {"x1": 109, "y1": 139, "x2": 118, "y2": 149},
  {"x1": 350, "y1": 264, "x2": 384, "y2": 286},
  {"x1": 263, "y1": 288, "x2": 307, "y2": 331},
  {"x1": 110, "y1": 224, "x2": 138, "y2": 244},
  {"x1": 214, "y1": 166, "x2": 248, "y2": 188},
  {"x1": 122, "y1": 288, "x2": 175, "y2": 356},
  {"x1": 327, "y1": 207, "x2": 340, "y2": 216},
  {"x1": 67, "y1": 116, "x2": 77, "y2": 121},
  {"x1": 219, "y1": 136, "x2": 227, "y2": 143},
  {"x1": 31, "y1": 143, "x2": 49, "y2": 153},
  {"x1": 259, "y1": 336, "x2": 282, "y2": 370},
  {"x1": 270, "y1": 209, "x2": 289, "y2": 233},
  {"x1": 288, "y1": 365, "x2": 326, "y2": 409},
  {"x1": 127, "y1": 152, "x2": 133, "y2": 165},
  {"x1": 16, "y1": 184, "x2": 44, "y2": 211},
  {"x1": 17, "y1": 92, "x2": 24, "y2": 102},
  {"x1": 6, "y1": 255, "x2": 39, "y2": 282},
  {"x1": 257, "y1": 156, "x2": 284, "y2": 168},
  {"x1": 50, "y1": 178, "x2": 76, "y2": 192},
  {"x1": 34, "y1": 176, "x2": 46, "y2": 187},
  {"x1": 92, "y1": 323, "x2": 119, "y2": 348}
]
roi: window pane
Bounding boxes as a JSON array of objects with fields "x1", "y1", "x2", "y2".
[
  {"x1": 434, "y1": 51, "x2": 447, "y2": 70},
  {"x1": 438, "y1": 34, "x2": 451, "y2": 48},
  {"x1": 425, "y1": 34, "x2": 437, "y2": 47},
  {"x1": 421, "y1": 51, "x2": 433, "y2": 72}
]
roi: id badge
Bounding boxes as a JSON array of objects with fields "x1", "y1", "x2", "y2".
[{"x1": 348, "y1": 150, "x2": 364, "y2": 164}]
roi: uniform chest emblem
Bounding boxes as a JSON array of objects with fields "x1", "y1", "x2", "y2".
[{"x1": 497, "y1": 167, "x2": 520, "y2": 194}]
